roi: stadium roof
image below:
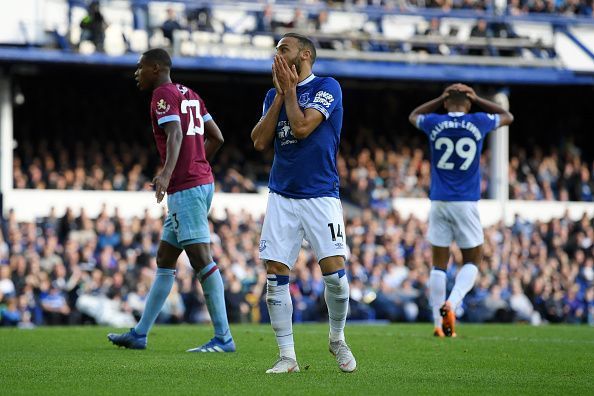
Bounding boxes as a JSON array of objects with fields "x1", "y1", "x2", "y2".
[{"x1": 1, "y1": 47, "x2": 593, "y2": 85}]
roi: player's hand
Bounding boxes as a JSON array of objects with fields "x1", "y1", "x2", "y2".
[
  {"x1": 443, "y1": 83, "x2": 462, "y2": 97},
  {"x1": 440, "y1": 86, "x2": 454, "y2": 101},
  {"x1": 274, "y1": 55, "x2": 299, "y2": 93},
  {"x1": 152, "y1": 172, "x2": 171, "y2": 204},
  {"x1": 457, "y1": 84, "x2": 478, "y2": 102},
  {"x1": 272, "y1": 64, "x2": 284, "y2": 96}
]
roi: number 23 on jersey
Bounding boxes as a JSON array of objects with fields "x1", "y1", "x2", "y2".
[{"x1": 181, "y1": 99, "x2": 204, "y2": 136}]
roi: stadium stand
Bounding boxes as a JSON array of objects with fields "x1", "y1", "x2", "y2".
[
  {"x1": 10, "y1": 70, "x2": 594, "y2": 201},
  {"x1": 1, "y1": 0, "x2": 593, "y2": 329},
  {"x1": 1, "y1": 205, "x2": 593, "y2": 327},
  {"x1": 12, "y1": 139, "x2": 594, "y2": 202}
]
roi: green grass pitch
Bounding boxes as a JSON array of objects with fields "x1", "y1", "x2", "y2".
[{"x1": 1, "y1": 324, "x2": 593, "y2": 395}]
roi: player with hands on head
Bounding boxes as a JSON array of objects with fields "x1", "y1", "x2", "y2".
[{"x1": 409, "y1": 83, "x2": 513, "y2": 338}]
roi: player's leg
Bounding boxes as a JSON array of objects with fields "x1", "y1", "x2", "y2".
[
  {"x1": 171, "y1": 183, "x2": 234, "y2": 352},
  {"x1": 184, "y1": 242, "x2": 235, "y2": 352},
  {"x1": 265, "y1": 260, "x2": 299, "y2": 373},
  {"x1": 301, "y1": 197, "x2": 356, "y2": 372},
  {"x1": 260, "y1": 193, "x2": 302, "y2": 374},
  {"x1": 439, "y1": 244, "x2": 480, "y2": 337},
  {"x1": 135, "y1": 241, "x2": 182, "y2": 335},
  {"x1": 447, "y1": 245, "x2": 481, "y2": 311},
  {"x1": 442, "y1": 202, "x2": 483, "y2": 336},
  {"x1": 107, "y1": 237, "x2": 182, "y2": 349},
  {"x1": 431, "y1": 245, "x2": 450, "y2": 337},
  {"x1": 427, "y1": 201, "x2": 454, "y2": 337},
  {"x1": 447, "y1": 201, "x2": 482, "y2": 310},
  {"x1": 319, "y1": 256, "x2": 349, "y2": 344},
  {"x1": 319, "y1": 255, "x2": 356, "y2": 372}
]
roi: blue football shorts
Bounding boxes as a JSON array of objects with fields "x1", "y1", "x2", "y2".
[{"x1": 161, "y1": 183, "x2": 214, "y2": 249}]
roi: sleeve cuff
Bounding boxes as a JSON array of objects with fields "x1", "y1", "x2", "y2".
[
  {"x1": 416, "y1": 115, "x2": 425, "y2": 130},
  {"x1": 304, "y1": 103, "x2": 330, "y2": 119},
  {"x1": 203, "y1": 113, "x2": 213, "y2": 123},
  {"x1": 494, "y1": 114, "x2": 501, "y2": 129},
  {"x1": 157, "y1": 115, "x2": 181, "y2": 125}
]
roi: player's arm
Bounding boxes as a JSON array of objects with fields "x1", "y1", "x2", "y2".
[
  {"x1": 276, "y1": 56, "x2": 323, "y2": 139},
  {"x1": 408, "y1": 87, "x2": 453, "y2": 127},
  {"x1": 153, "y1": 121, "x2": 183, "y2": 203},
  {"x1": 284, "y1": 96, "x2": 324, "y2": 140},
  {"x1": 204, "y1": 120, "x2": 224, "y2": 161},
  {"x1": 251, "y1": 93, "x2": 283, "y2": 151},
  {"x1": 461, "y1": 86, "x2": 514, "y2": 127}
]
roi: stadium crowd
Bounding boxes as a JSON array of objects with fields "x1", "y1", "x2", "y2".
[
  {"x1": 13, "y1": 138, "x2": 594, "y2": 202},
  {"x1": 1, "y1": 203, "x2": 593, "y2": 327},
  {"x1": 71, "y1": 0, "x2": 592, "y2": 59}
]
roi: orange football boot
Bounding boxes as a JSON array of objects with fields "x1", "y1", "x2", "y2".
[
  {"x1": 433, "y1": 327, "x2": 445, "y2": 338},
  {"x1": 439, "y1": 301, "x2": 457, "y2": 337}
]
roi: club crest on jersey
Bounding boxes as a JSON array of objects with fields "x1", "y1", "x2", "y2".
[
  {"x1": 298, "y1": 92, "x2": 310, "y2": 106},
  {"x1": 156, "y1": 99, "x2": 170, "y2": 115},
  {"x1": 259, "y1": 240, "x2": 267, "y2": 252}
]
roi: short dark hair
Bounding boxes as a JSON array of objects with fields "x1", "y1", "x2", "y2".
[
  {"x1": 282, "y1": 32, "x2": 317, "y2": 65},
  {"x1": 142, "y1": 48, "x2": 172, "y2": 68},
  {"x1": 447, "y1": 90, "x2": 470, "y2": 105}
]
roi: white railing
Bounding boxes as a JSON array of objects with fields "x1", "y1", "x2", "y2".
[
  {"x1": 3, "y1": 189, "x2": 269, "y2": 222},
  {"x1": 4, "y1": 189, "x2": 594, "y2": 226}
]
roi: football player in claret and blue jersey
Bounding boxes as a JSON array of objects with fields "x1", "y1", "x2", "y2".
[
  {"x1": 409, "y1": 83, "x2": 514, "y2": 338},
  {"x1": 108, "y1": 48, "x2": 234, "y2": 353},
  {"x1": 251, "y1": 33, "x2": 356, "y2": 374}
]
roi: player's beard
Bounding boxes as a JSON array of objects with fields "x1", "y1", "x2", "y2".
[{"x1": 291, "y1": 55, "x2": 302, "y2": 76}]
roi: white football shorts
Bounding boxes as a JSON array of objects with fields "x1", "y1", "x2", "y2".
[
  {"x1": 259, "y1": 192, "x2": 348, "y2": 269},
  {"x1": 427, "y1": 201, "x2": 484, "y2": 249}
]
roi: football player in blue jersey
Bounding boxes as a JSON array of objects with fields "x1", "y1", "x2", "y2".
[
  {"x1": 409, "y1": 84, "x2": 514, "y2": 337},
  {"x1": 250, "y1": 33, "x2": 356, "y2": 373}
]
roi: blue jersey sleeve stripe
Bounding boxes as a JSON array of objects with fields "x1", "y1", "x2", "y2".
[
  {"x1": 416, "y1": 115, "x2": 425, "y2": 130},
  {"x1": 157, "y1": 115, "x2": 181, "y2": 125},
  {"x1": 203, "y1": 113, "x2": 213, "y2": 123},
  {"x1": 305, "y1": 103, "x2": 330, "y2": 119}
]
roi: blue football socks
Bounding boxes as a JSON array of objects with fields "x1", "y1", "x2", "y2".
[
  {"x1": 199, "y1": 262, "x2": 233, "y2": 343},
  {"x1": 134, "y1": 267, "x2": 176, "y2": 336}
]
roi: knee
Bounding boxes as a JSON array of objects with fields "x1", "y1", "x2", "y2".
[
  {"x1": 464, "y1": 263, "x2": 479, "y2": 276},
  {"x1": 156, "y1": 253, "x2": 176, "y2": 270},
  {"x1": 185, "y1": 247, "x2": 212, "y2": 271},
  {"x1": 323, "y1": 274, "x2": 342, "y2": 287},
  {"x1": 266, "y1": 261, "x2": 290, "y2": 275},
  {"x1": 462, "y1": 246, "x2": 483, "y2": 264},
  {"x1": 323, "y1": 270, "x2": 348, "y2": 293}
]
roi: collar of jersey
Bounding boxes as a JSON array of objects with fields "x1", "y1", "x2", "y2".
[
  {"x1": 448, "y1": 112, "x2": 466, "y2": 116},
  {"x1": 297, "y1": 74, "x2": 316, "y2": 86}
]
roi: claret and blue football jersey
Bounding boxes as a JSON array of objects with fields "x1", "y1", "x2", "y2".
[
  {"x1": 416, "y1": 112, "x2": 500, "y2": 201},
  {"x1": 261, "y1": 74, "x2": 342, "y2": 199}
]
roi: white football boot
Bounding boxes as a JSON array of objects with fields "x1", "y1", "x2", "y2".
[
  {"x1": 265, "y1": 356, "x2": 300, "y2": 374},
  {"x1": 329, "y1": 340, "x2": 357, "y2": 372}
]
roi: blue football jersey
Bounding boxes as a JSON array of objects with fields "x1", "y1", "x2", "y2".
[
  {"x1": 416, "y1": 112, "x2": 500, "y2": 201},
  {"x1": 262, "y1": 74, "x2": 342, "y2": 199}
]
